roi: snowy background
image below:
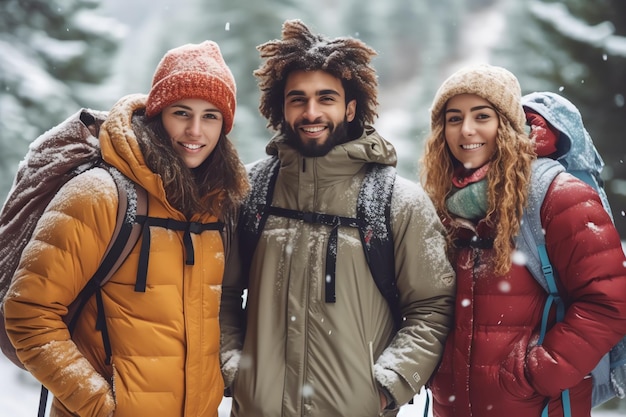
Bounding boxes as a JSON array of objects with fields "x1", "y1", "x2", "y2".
[
  {"x1": 2, "y1": 0, "x2": 626, "y2": 236},
  {"x1": 1, "y1": 0, "x2": 626, "y2": 414}
]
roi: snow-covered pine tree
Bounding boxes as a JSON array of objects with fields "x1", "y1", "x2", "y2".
[
  {"x1": 0, "y1": 0, "x2": 124, "y2": 202},
  {"x1": 494, "y1": 0, "x2": 626, "y2": 242}
]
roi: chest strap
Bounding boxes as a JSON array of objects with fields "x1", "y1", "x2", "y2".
[
  {"x1": 93, "y1": 215, "x2": 223, "y2": 367},
  {"x1": 267, "y1": 206, "x2": 363, "y2": 303},
  {"x1": 454, "y1": 236, "x2": 494, "y2": 249},
  {"x1": 134, "y1": 215, "x2": 224, "y2": 292}
]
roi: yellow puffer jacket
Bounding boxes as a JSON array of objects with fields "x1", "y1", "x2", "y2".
[{"x1": 4, "y1": 94, "x2": 224, "y2": 417}]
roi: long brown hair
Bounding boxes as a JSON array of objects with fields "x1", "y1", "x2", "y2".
[
  {"x1": 134, "y1": 113, "x2": 249, "y2": 219},
  {"x1": 420, "y1": 111, "x2": 535, "y2": 275}
]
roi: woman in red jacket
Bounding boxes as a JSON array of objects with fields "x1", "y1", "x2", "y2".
[{"x1": 420, "y1": 64, "x2": 626, "y2": 417}]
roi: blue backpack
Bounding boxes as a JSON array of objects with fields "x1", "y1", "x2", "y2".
[{"x1": 515, "y1": 91, "x2": 626, "y2": 413}]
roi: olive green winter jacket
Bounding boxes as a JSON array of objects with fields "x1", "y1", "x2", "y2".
[{"x1": 220, "y1": 127, "x2": 455, "y2": 417}]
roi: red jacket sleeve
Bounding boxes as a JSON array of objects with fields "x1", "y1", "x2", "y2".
[{"x1": 526, "y1": 172, "x2": 626, "y2": 396}]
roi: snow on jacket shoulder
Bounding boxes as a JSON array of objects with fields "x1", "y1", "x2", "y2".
[{"x1": 222, "y1": 127, "x2": 455, "y2": 417}]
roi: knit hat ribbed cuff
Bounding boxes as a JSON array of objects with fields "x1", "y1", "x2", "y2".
[{"x1": 430, "y1": 64, "x2": 525, "y2": 133}]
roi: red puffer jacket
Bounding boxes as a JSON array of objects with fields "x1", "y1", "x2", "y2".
[{"x1": 430, "y1": 173, "x2": 626, "y2": 417}]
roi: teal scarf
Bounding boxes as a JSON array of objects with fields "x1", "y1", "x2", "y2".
[{"x1": 446, "y1": 178, "x2": 488, "y2": 221}]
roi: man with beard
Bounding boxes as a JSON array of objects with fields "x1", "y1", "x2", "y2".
[{"x1": 219, "y1": 19, "x2": 456, "y2": 417}]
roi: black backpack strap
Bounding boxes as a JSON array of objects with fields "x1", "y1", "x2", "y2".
[
  {"x1": 239, "y1": 156, "x2": 281, "y2": 274},
  {"x1": 357, "y1": 164, "x2": 399, "y2": 328},
  {"x1": 133, "y1": 217, "x2": 224, "y2": 292},
  {"x1": 267, "y1": 206, "x2": 363, "y2": 303},
  {"x1": 239, "y1": 159, "x2": 400, "y2": 325},
  {"x1": 65, "y1": 165, "x2": 147, "y2": 332},
  {"x1": 40, "y1": 166, "x2": 148, "y2": 417},
  {"x1": 37, "y1": 385, "x2": 49, "y2": 417},
  {"x1": 95, "y1": 288, "x2": 113, "y2": 365}
]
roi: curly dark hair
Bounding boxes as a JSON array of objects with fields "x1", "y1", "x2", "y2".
[{"x1": 254, "y1": 19, "x2": 379, "y2": 131}]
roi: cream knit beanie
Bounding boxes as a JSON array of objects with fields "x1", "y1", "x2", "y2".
[{"x1": 430, "y1": 64, "x2": 525, "y2": 133}]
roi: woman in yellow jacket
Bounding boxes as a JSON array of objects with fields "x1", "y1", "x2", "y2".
[{"x1": 3, "y1": 41, "x2": 248, "y2": 417}]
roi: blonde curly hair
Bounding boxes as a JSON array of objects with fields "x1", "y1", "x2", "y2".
[{"x1": 420, "y1": 94, "x2": 535, "y2": 276}]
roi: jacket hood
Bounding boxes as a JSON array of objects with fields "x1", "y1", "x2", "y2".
[
  {"x1": 521, "y1": 91, "x2": 604, "y2": 175},
  {"x1": 99, "y1": 94, "x2": 166, "y2": 200},
  {"x1": 265, "y1": 125, "x2": 398, "y2": 168}
]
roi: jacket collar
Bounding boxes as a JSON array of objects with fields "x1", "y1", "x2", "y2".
[{"x1": 265, "y1": 126, "x2": 397, "y2": 184}]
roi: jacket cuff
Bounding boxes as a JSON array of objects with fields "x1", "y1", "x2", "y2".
[
  {"x1": 220, "y1": 348, "x2": 241, "y2": 390},
  {"x1": 378, "y1": 385, "x2": 397, "y2": 410}
]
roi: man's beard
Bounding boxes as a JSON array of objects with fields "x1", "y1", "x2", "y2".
[{"x1": 283, "y1": 118, "x2": 350, "y2": 157}]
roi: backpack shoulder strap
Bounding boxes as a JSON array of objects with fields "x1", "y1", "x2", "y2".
[
  {"x1": 40, "y1": 165, "x2": 147, "y2": 417},
  {"x1": 515, "y1": 158, "x2": 564, "y2": 294},
  {"x1": 357, "y1": 164, "x2": 400, "y2": 328},
  {"x1": 97, "y1": 166, "x2": 148, "y2": 288},
  {"x1": 238, "y1": 156, "x2": 281, "y2": 272},
  {"x1": 238, "y1": 158, "x2": 401, "y2": 327},
  {"x1": 518, "y1": 158, "x2": 570, "y2": 416},
  {"x1": 517, "y1": 158, "x2": 626, "y2": 409},
  {"x1": 65, "y1": 165, "x2": 148, "y2": 332}
]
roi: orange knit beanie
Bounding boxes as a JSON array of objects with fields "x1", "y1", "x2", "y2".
[{"x1": 146, "y1": 41, "x2": 236, "y2": 134}]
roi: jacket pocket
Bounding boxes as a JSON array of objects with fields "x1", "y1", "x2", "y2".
[
  {"x1": 498, "y1": 337, "x2": 538, "y2": 400},
  {"x1": 369, "y1": 341, "x2": 397, "y2": 415}
]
